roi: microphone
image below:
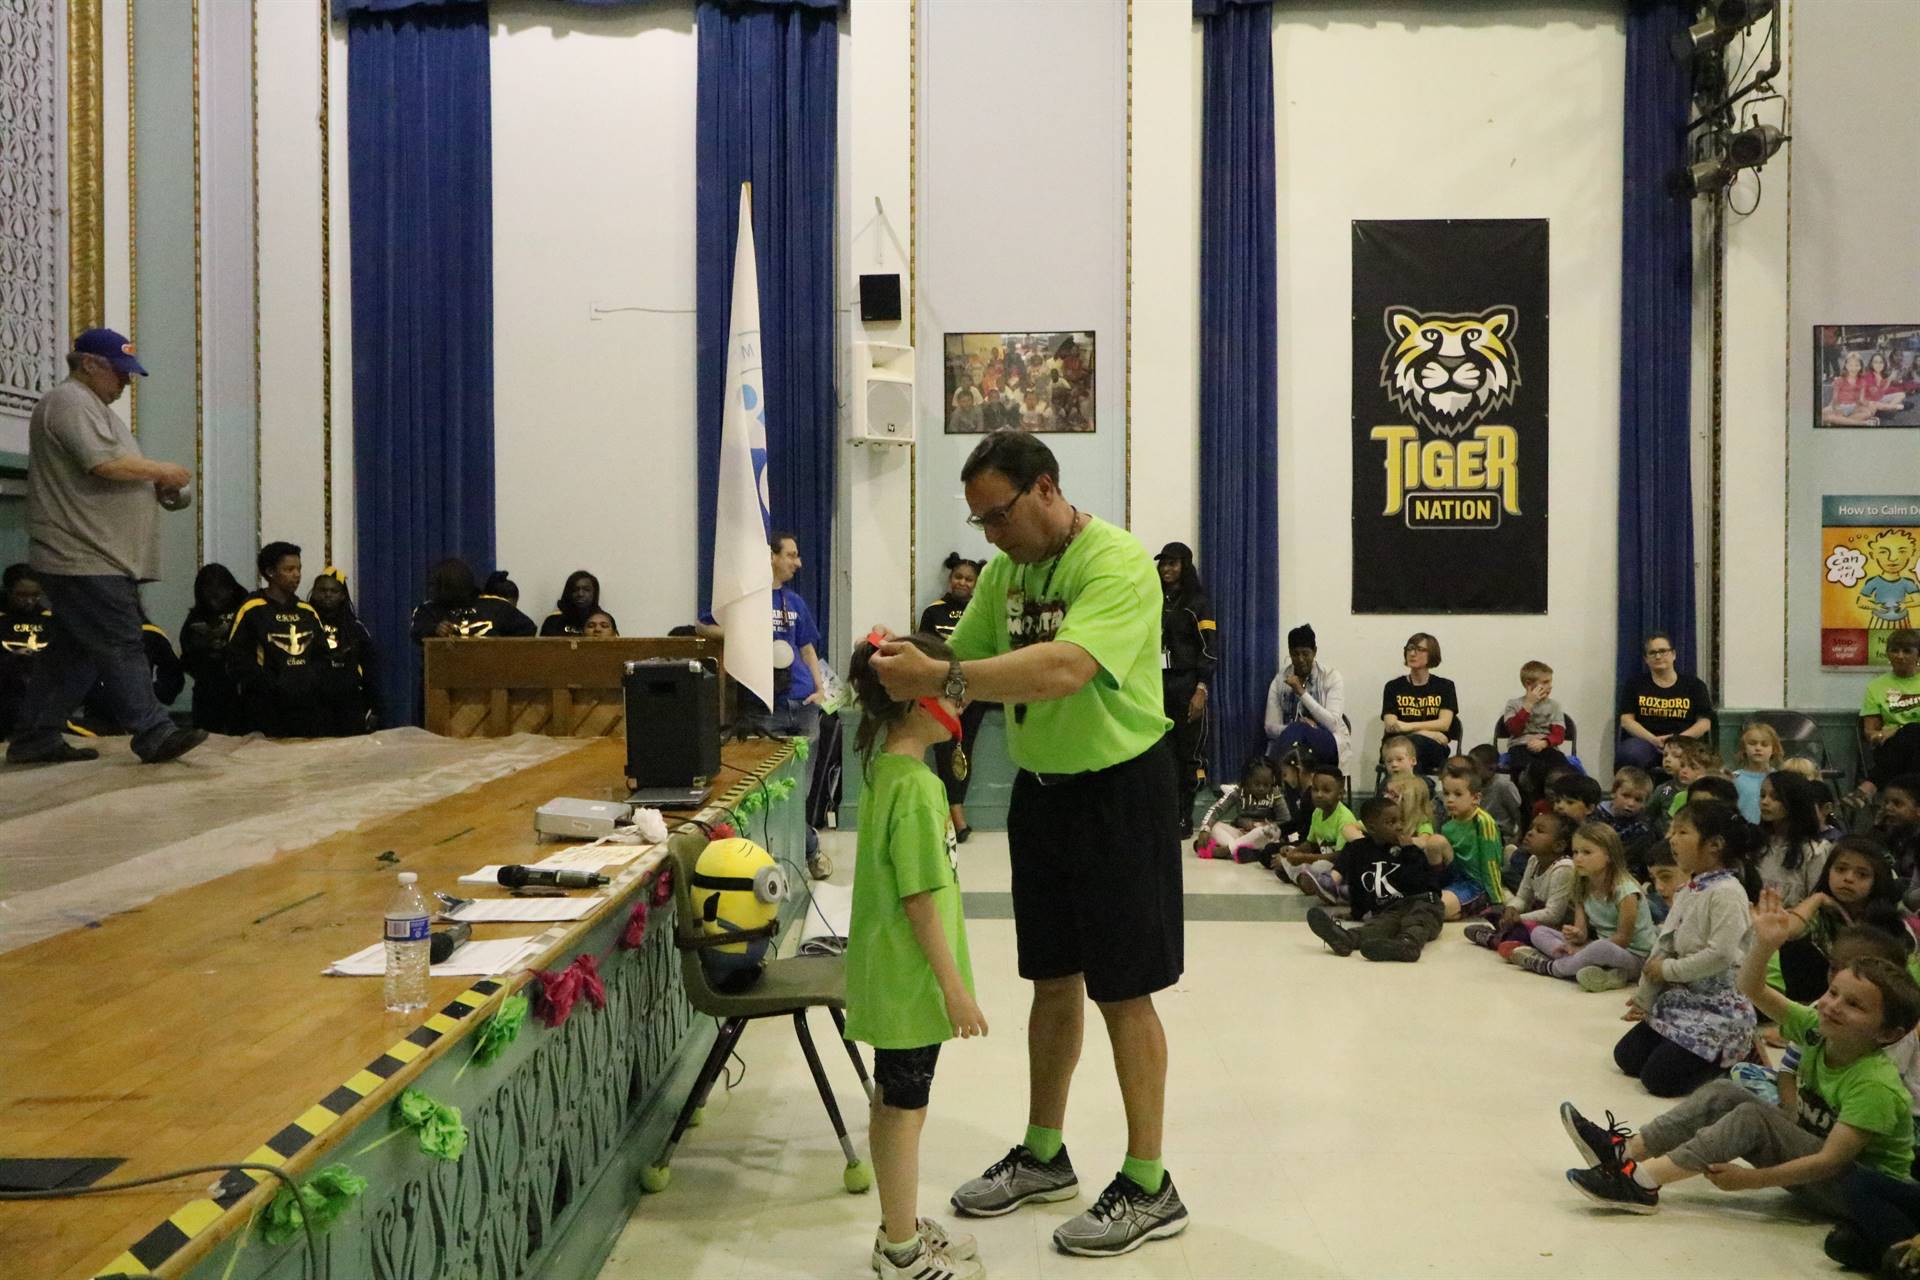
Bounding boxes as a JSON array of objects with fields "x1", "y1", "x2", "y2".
[
  {"x1": 497, "y1": 864, "x2": 609, "y2": 890},
  {"x1": 429, "y1": 920, "x2": 472, "y2": 964}
]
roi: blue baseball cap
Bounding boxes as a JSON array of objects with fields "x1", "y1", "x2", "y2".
[{"x1": 71, "y1": 328, "x2": 149, "y2": 376}]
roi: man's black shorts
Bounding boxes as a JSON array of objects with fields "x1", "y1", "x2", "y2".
[{"x1": 1006, "y1": 734, "x2": 1184, "y2": 1003}]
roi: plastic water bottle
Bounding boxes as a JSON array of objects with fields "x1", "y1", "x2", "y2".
[{"x1": 383, "y1": 872, "x2": 431, "y2": 1013}]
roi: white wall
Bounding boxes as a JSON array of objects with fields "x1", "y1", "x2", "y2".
[
  {"x1": 1127, "y1": 4, "x2": 1201, "y2": 560},
  {"x1": 1272, "y1": 3, "x2": 1626, "y2": 776},
  {"x1": 915, "y1": 0, "x2": 1129, "y2": 605},
  {"x1": 1784, "y1": 0, "x2": 1920, "y2": 710},
  {"x1": 488, "y1": 0, "x2": 700, "y2": 634},
  {"x1": 838, "y1": 0, "x2": 916, "y2": 644}
]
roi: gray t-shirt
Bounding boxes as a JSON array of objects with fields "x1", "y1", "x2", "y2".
[
  {"x1": 1500, "y1": 694, "x2": 1566, "y2": 738},
  {"x1": 25, "y1": 378, "x2": 159, "y2": 581}
]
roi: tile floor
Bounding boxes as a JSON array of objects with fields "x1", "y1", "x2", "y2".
[{"x1": 599, "y1": 832, "x2": 1833, "y2": 1279}]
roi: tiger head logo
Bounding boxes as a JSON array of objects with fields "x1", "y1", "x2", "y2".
[{"x1": 1380, "y1": 307, "x2": 1521, "y2": 438}]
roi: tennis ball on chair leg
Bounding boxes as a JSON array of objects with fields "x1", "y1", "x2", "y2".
[
  {"x1": 687, "y1": 1105, "x2": 704, "y2": 1128},
  {"x1": 641, "y1": 1164, "x2": 672, "y2": 1193},
  {"x1": 844, "y1": 1159, "x2": 874, "y2": 1193}
]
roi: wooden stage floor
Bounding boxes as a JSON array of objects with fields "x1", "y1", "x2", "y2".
[{"x1": 0, "y1": 736, "x2": 785, "y2": 1280}]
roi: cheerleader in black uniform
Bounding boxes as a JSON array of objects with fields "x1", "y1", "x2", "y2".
[{"x1": 918, "y1": 552, "x2": 990, "y2": 842}]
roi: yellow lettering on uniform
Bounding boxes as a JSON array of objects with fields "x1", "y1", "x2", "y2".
[
  {"x1": 1420, "y1": 441, "x2": 1452, "y2": 490},
  {"x1": 1372, "y1": 426, "x2": 1419, "y2": 514},
  {"x1": 1456, "y1": 440, "x2": 1484, "y2": 489}
]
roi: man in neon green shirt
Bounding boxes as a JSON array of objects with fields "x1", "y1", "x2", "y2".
[{"x1": 871, "y1": 431, "x2": 1188, "y2": 1258}]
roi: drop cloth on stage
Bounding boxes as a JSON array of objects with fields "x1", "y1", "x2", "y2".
[{"x1": 0, "y1": 728, "x2": 587, "y2": 954}]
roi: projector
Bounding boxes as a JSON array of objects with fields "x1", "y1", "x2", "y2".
[{"x1": 534, "y1": 797, "x2": 635, "y2": 841}]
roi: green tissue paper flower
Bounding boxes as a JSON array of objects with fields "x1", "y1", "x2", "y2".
[
  {"x1": 395, "y1": 1088, "x2": 468, "y2": 1161},
  {"x1": 472, "y1": 995, "x2": 529, "y2": 1068},
  {"x1": 260, "y1": 1165, "x2": 367, "y2": 1246},
  {"x1": 789, "y1": 735, "x2": 810, "y2": 761}
]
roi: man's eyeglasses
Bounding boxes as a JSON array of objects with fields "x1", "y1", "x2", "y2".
[{"x1": 966, "y1": 481, "x2": 1034, "y2": 531}]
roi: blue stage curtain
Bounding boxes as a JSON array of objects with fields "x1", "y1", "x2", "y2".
[
  {"x1": 695, "y1": 0, "x2": 839, "y2": 645},
  {"x1": 347, "y1": 6, "x2": 495, "y2": 725},
  {"x1": 1617, "y1": 0, "x2": 1697, "y2": 688},
  {"x1": 332, "y1": 1, "x2": 840, "y2": 21},
  {"x1": 1196, "y1": 0, "x2": 1278, "y2": 782}
]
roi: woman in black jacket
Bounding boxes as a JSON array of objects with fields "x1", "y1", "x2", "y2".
[
  {"x1": 310, "y1": 570, "x2": 379, "y2": 735},
  {"x1": 919, "y1": 553, "x2": 988, "y2": 841},
  {"x1": 1157, "y1": 542, "x2": 1216, "y2": 836},
  {"x1": 540, "y1": 569, "x2": 619, "y2": 637}
]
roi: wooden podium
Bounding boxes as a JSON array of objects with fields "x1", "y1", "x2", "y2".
[{"x1": 422, "y1": 637, "x2": 729, "y2": 738}]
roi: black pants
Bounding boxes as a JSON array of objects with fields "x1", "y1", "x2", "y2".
[
  {"x1": 1163, "y1": 673, "x2": 1207, "y2": 826},
  {"x1": 1507, "y1": 741, "x2": 1567, "y2": 810},
  {"x1": 1410, "y1": 734, "x2": 1451, "y2": 774},
  {"x1": 1872, "y1": 723, "x2": 1920, "y2": 791},
  {"x1": 1838, "y1": 1165, "x2": 1920, "y2": 1264},
  {"x1": 1613, "y1": 1021, "x2": 1722, "y2": 1097},
  {"x1": 1352, "y1": 898, "x2": 1444, "y2": 958},
  {"x1": 931, "y1": 701, "x2": 990, "y2": 808}
]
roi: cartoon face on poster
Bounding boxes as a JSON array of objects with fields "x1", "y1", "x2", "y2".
[{"x1": 1822, "y1": 495, "x2": 1920, "y2": 668}]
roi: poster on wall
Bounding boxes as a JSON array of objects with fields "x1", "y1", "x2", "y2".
[
  {"x1": 942, "y1": 331, "x2": 1095, "y2": 434},
  {"x1": 1814, "y1": 326, "x2": 1920, "y2": 428},
  {"x1": 1351, "y1": 219, "x2": 1549, "y2": 613},
  {"x1": 1821, "y1": 494, "x2": 1920, "y2": 668}
]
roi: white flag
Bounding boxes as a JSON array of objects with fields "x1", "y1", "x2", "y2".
[{"x1": 711, "y1": 184, "x2": 775, "y2": 713}]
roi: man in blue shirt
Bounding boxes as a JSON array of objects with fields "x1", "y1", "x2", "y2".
[{"x1": 700, "y1": 530, "x2": 831, "y2": 878}]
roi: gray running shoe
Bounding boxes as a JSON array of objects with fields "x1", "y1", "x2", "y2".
[
  {"x1": 950, "y1": 1145, "x2": 1078, "y2": 1217},
  {"x1": 1051, "y1": 1173, "x2": 1190, "y2": 1257}
]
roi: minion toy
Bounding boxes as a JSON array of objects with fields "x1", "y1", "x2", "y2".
[{"x1": 692, "y1": 837, "x2": 788, "y2": 991}]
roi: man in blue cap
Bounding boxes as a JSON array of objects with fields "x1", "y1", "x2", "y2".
[{"x1": 6, "y1": 329, "x2": 206, "y2": 765}]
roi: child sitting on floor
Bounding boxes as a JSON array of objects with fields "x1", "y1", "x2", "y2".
[
  {"x1": 1303, "y1": 795, "x2": 1447, "y2": 964},
  {"x1": 1651, "y1": 737, "x2": 1718, "y2": 820},
  {"x1": 1382, "y1": 733, "x2": 1444, "y2": 829},
  {"x1": 1468, "y1": 742, "x2": 1526, "y2": 846},
  {"x1": 1278, "y1": 767, "x2": 1355, "y2": 897},
  {"x1": 1615, "y1": 800, "x2": 1761, "y2": 1096},
  {"x1": 1465, "y1": 811, "x2": 1574, "y2": 953},
  {"x1": 1437, "y1": 760, "x2": 1508, "y2": 920},
  {"x1": 1559, "y1": 888, "x2": 1920, "y2": 1221},
  {"x1": 1732, "y1": 720, "x2": 1786, "y2": 823},
  {"x1": 1639, "y1": 839, "x2": 1689, "y2": 928},
  {"x1": 1195, "y1": 754, "x2": 1292, "y2": 864},
  {"x1": 1511, "y1": 823, "x2": 1656, "y2": 991},
  {"x1": 1757, "y1": 769, "x2": 1834, "y2": 908},
  {"x1": 1597, "y1": 766, "x2": 1658, "y2": 873},
  {"x1": 1770, "y1": 836, "x2": 1907, "y2": 1003},
  {"x1": 1874, "y1": 775, "x2": 1920, "y2": 888}
]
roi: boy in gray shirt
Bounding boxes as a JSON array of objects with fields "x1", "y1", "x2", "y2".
[{"x1": 1502, "y1": 659, "x2": 1569, "y2": 811}]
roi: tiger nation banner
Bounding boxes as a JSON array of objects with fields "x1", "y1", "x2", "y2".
[{"x1": 1351, "y1": 219, "x2": 1549, "y2": 613}]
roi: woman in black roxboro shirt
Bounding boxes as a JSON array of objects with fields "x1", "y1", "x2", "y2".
[
  {"x1": 1380, "y1": 631, "x2": 1458, "y2": 774},
  {"x1": 1615, "y1": 629, "x2": 1714, "y2": 772}
]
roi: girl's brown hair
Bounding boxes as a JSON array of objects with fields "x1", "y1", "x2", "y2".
[
  {"x1": 846, "y1": 631, "x2": 956, "y2": 770},
  {"x1": 1571, "y1": 822, "x2": 1630, "y2": 899}
]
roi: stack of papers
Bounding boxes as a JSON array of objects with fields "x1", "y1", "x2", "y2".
[
  {"x1": 324, "y1": 937, "x2": 544, "y2": 978},
  {"x1": 443, "y1": 897, "x2": 603, "y2": 923}
]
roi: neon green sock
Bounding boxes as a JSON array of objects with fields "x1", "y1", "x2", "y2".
[
  {"x1": 1023, "y1": 1124, "x2": 1064, "y2": 1162},
  {"x1": 1121, "y1": 1154, "x2": 1164, "y2": 1194}
]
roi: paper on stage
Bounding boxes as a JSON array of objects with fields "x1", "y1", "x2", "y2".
[
  {"x1": 324, "y1": 937, "x2": 543, "y2": 978},
  {"x1": 457, "y1": 845, "x2": 646, "y2": 886},
  {"x1": 443, "y1": 897, "x2": 604, "y2": 923}
]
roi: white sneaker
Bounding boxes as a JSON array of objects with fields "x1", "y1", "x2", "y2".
[{"x1": 871, "y1": 1236, "x2": 984, "y2": 1280}]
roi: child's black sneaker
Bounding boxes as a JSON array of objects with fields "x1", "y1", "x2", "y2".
[
  {"x1": 1559, "y1": 1101, "x2": 1631, "y2": 1173},
  {"x1": 1305, "y1": 906, "x2": 1355, "y2": 956},
  {"x1": 1565, "y1": 1164, "x2": 1658, "y2": 1213},
  {"x1": 1462, "y1": 921, "x2": 1496, "y2": 948}
]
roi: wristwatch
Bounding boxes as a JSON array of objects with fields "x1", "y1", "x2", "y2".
[{"x1": 943, "y1": 661, "x2": 968, "y2": 703}]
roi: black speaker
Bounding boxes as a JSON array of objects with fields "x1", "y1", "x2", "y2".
[
  {"x1": 858, "y1": 273, "x2": 902, "y2": 323},
  {"x1": 624, "y1": 659, "x2": 720, "y2": 803}
]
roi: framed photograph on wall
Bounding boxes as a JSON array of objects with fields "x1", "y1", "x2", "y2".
[
  {"x1": 942, "y1": 331, "x2": 1095, "y2": 434},
  {"x1": 1814, "y1": 325, "x2": 1920, "y2": 428}
]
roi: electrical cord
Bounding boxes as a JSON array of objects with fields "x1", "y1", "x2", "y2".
[{"x1": 0, "y1": 1162, "x2": 319, "y2": 1275}]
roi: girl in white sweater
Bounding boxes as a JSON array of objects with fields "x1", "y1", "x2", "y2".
[{"x1": 1612, "y1": 799, "x2": 1762, "y2": 1097}]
